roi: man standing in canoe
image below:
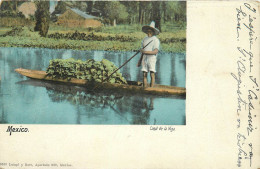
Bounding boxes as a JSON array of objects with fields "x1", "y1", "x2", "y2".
[{"x1": 137, "y1": 21, "x2": 160, "y2": 88}]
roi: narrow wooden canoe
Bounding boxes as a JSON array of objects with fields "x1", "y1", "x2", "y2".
[{"x1": 15, "y1": 68, "x2": 186, "y2": 96}]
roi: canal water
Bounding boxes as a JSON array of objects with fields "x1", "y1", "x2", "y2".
[{"x1": 0, "y1": 47, "x2": 186, "y2": 125}]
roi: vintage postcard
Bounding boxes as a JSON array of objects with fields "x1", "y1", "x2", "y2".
[
  {"x1": 0, "y1": 1, "x2": 259, "y2": 169},
  {"x1": 0, "y1": 0, "x2": 186, "y2": 125}
]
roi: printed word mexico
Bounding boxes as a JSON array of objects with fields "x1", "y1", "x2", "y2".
[{"x1": 6, "y1": 126, "x2": 29, "y2": 136}]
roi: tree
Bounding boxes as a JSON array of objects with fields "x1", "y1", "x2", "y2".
[
  {"x1": 120, "y1": 1, "x2": 138, "y2": 24},
  {"x1": 51, "y1": 1, "x2": 66, "y2": 21},
  {"x1": 52, "y1": 1, "x2": 67, "y2": 15},
  {"x1": 91, "y1": 1, "x2": 186, "y2": 26},
  {"x1": 151, "y1": 1, "x2": 161, "y2": 32},
  {"x1": 0, "y1": 1, "x2": 25, "y2": 18},
  {"x1": 103, "y1": 2, "x2": 128, "y2": 26},
  {"x1": 165, "y1": 2, "x2": 186, "y2": 22},
  {"x1": 0, "y1": 1, "x2": 24, "y2": 13},
  {"x1": 86, "y1": 1, "x2": 93, "y2": 14},
  {"x1": 0, "y1": 1, "x2": 14, "y2": 11},
  {"x1": 93, "y1": 1, "x2": 107, "y2": 13},
  {"x1": 161, "y1": 2, "x2": 167, "y2": 23},
  {"x1": 74, "y1": 1, "x2": 85, "y2": 11},
  {"x1": 138, "y1": 1, "x2": 152, "y2": 24},
  {"x1": 178, "y1": 2, "x2": 187, "y2": 22},
  {"x1": 34, "y1": 1, "x2": 50, "y2": 37},
  {"x1": 138, "y1": 2, "x2": 142, "y2": 24}
]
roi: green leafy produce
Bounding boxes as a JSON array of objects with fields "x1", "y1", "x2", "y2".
[
  {"x1": 48, "y1": 31, "x2": 138, "y2": 42},
  {"x1": 46, "y1": 58, "x2": 127, "y2": 84}
]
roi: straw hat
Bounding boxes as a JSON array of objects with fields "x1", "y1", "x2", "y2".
[{"x1": 142, "y1": 21, "x2": 160, "y2": 35}]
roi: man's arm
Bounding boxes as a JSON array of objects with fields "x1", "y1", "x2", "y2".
[{"x1": 140, "y1": 48, "x2": 159, "y2": 55}]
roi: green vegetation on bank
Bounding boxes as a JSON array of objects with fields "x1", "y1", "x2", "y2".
[
  {"x1": 0, "y1": 36, "x2": 185, "y2": 53},
  {"x1": 48, "y1": 22, "x2": 186, "y2": 34},
  {"x1": 0, "y1": 26, "x2": 186, "y2": 53},
  {"x1": 0, "y1": 27, "x2": 12, "y2": 35}
]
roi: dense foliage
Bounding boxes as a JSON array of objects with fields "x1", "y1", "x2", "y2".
[
  {"x1": 1, "y1": 26, "x2": 40, "y2": 38},
  {"x1": 0, "y1": 1, "x2": 25, "y2": 19},
  {"x1": 52, "y1": 1, "x2": 67, "y2": 15},
  {"x1": 0, "y1": 10, "x2": 25, "y2": 18},
  {"x1": 0, "y1": 1, "x2": 24, "y2": 12},
  {"x1": 51, "y1": 1, "x2": 66, "y2": 22},
  {"x1": 46, "y1": 58, "x2": 127, "y2": 84},
  {"x1": 103, "y1": 2, "x2": 128, "y2": 26},
  {"x1": 48, "y1": 31, "x2": 137, "y2": 42},
  {"x1": 51, "y1": 1, "x2": 186, "y2": 31},
  {"x1": 34, "y1": 1, "x2": 50, "y2": 37},
  {"x1": 93, "y1": 1, "x2": 186, "y2": 30}
]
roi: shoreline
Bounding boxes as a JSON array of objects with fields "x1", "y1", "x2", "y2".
[{"x1": 0, "y1": 36, "x2": 186, "y2": 53}]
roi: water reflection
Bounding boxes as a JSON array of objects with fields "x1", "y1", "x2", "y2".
[
  {"x1": 0, "y1": 47, "x2": 186, "y2": 125},
  {"x1": 0, "y1": 82, "x2": 8, "y2": 124},
  {"x1": 62, "y1": 91, "x2": 182, "y2": 125},
  {"x1": 17, "y1": 79, "x2": 183, "y2": 124}
]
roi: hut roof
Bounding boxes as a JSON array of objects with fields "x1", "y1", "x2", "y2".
[{"x1": 70, "y1": 8, "x2": 99, "y2": 20}]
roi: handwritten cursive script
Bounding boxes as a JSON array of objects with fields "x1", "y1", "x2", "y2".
[{"x1": 234, "y1": 3, "x2": 258, "y2": 168}]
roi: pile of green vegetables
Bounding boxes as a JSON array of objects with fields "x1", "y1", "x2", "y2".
[{"x1": 46, "y1": 58, "x2": 127, "y2": 84}]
